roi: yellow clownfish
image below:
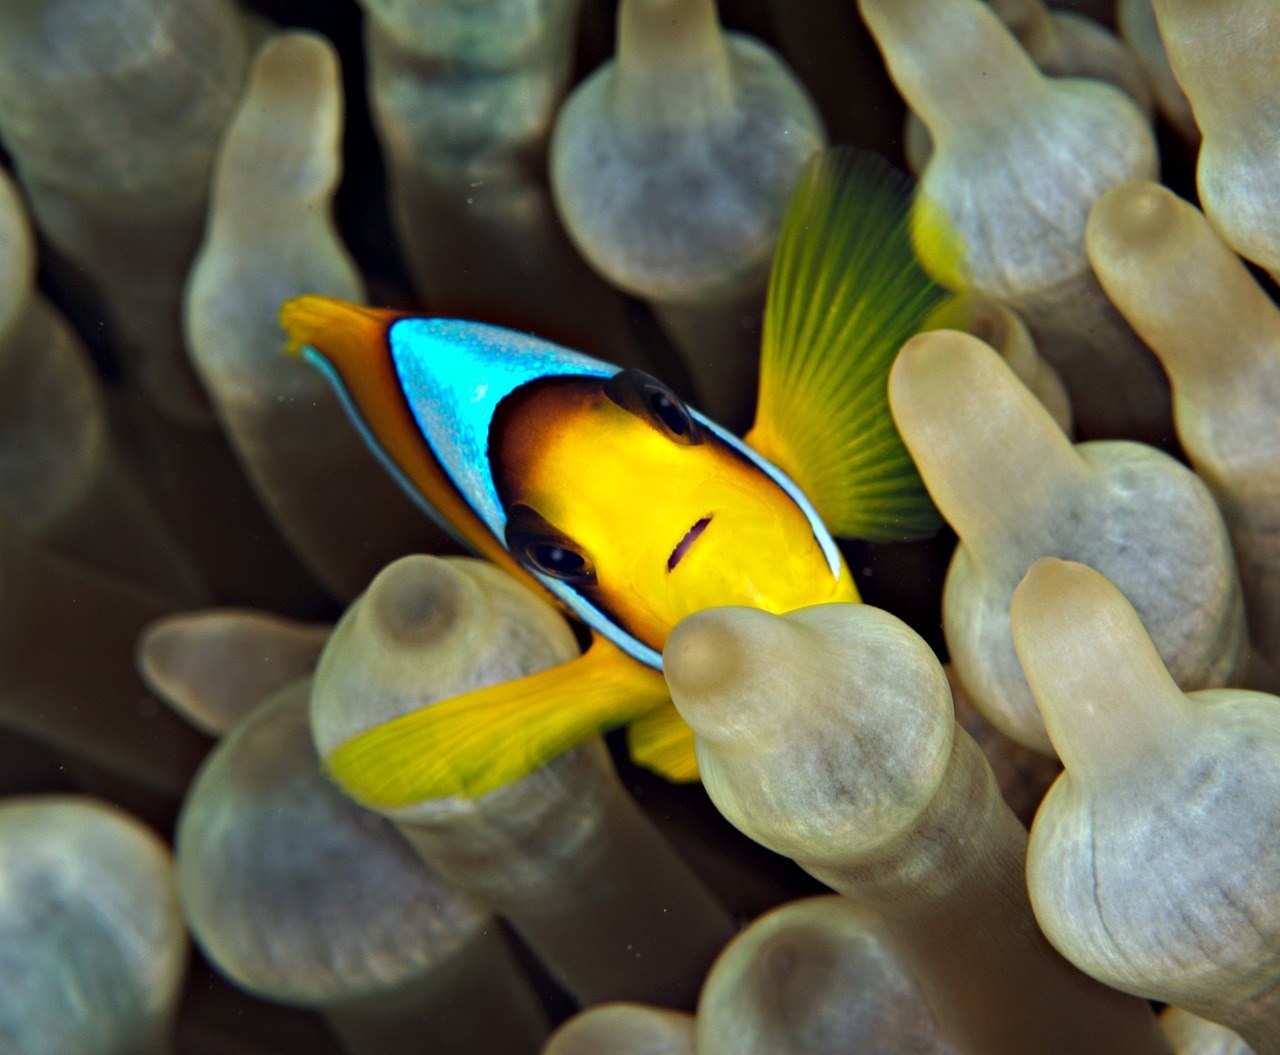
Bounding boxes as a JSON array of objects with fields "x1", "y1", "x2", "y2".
[{"x1": 281, "y1": 147, "x2": 963, "y2": 806}]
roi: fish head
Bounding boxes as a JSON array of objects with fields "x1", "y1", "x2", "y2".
[{"x1": 481, "y1": 364, "x2": 856, "y2": 664}]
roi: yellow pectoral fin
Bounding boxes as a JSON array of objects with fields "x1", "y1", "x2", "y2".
[
  {"x1": 626, "y1": 701, "x2": 700, "y2": 783},
  {"x1": 748, "y1": 147, "x2": 967, "y2": 543},
  {"x1": 325, "y1": 635, "x2": 672, "y2": 807}
]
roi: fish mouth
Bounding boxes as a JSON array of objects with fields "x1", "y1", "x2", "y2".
[{"x1": 667, "y1": 515, "x2": 713, "y2": 572}]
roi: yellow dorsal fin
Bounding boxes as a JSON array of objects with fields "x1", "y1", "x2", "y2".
[{"x1": 746, "y1": 147, "x2": 967, "y2": 542}]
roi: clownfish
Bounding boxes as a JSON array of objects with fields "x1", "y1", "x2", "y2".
[{"x1": 281, "y1": 147, "x2": 963, "y2": 806}]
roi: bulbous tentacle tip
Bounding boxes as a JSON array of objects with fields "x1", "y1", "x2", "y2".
[
  {"x1": 544, "y1": 1002, "x2": 695, "y2": 1055},
  {"x1": 663, "y1": 606, "x2": 768, "y2": 738},
  {"x1": 0, "y1": 795, "x2": 187, "y2": 1052},
  {"x1": 1087, "y1": 179, "x2": 1175, "y2": 251},
  {"x1": 1013, "y1": 558, "x2": 1122, "y2": 660},
  {"x1": 212, "y1": 30, "x2": 345, "y2": 209},
  {"x1": 137, "y1": 609, "x2": 330, "y2": 737},
  {"x1": 1011, "y1": 557, "x2": 1188, "y2": 777},
  {"x1": 891, "y1": 327, "x2": 1084, "y2": 546},
  {"x1": 889, "y1": 329, "x2": 966, "y2": 438},
  {"x1": 890, "y1": 327, "x2": 984, "y2": 405},
  {"x1": 891, "y1": 327, "x2": 1035, "y2": 427},
  {"x1": 1011, "y1": 559, "x2": 1133, "y2": 677},
  {"x1": 361, "y1": 554, "x2": 483, "y2": 651},
  {"x1": 1013, "y1": 556, "x2": 1100, "y2": 624},
  {"x1": 253, "y1": 29, "x2": 336, "y2": 94}
]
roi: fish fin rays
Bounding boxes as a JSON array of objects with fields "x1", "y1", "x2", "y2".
[
  {"x1": 324, "y1": 634, "x2": 672, "y2": 805},
  {"x1": 746, "y1": 147, "x2": 967, "y2": 543},
  {"x1": 626, "y1": 701, "x2": 700, "y2": 783}
]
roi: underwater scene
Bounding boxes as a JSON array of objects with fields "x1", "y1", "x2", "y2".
[{"x1": 0, "y1": 0, "x2": 1276, "y2": 1052}]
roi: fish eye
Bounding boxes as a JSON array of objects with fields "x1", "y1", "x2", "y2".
[
  {"x1": 504, "y1": 503, "x2": 597, "y2": 586},
  {"x1": 526, "y1": 543, "x2": 588, "y2": 579},
  {"x1": 603, "y1": 369, "x2": 702, "y2": 445},
  {"x1": 647, "y1": 389, "x2": 693, "y2": 437}
]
